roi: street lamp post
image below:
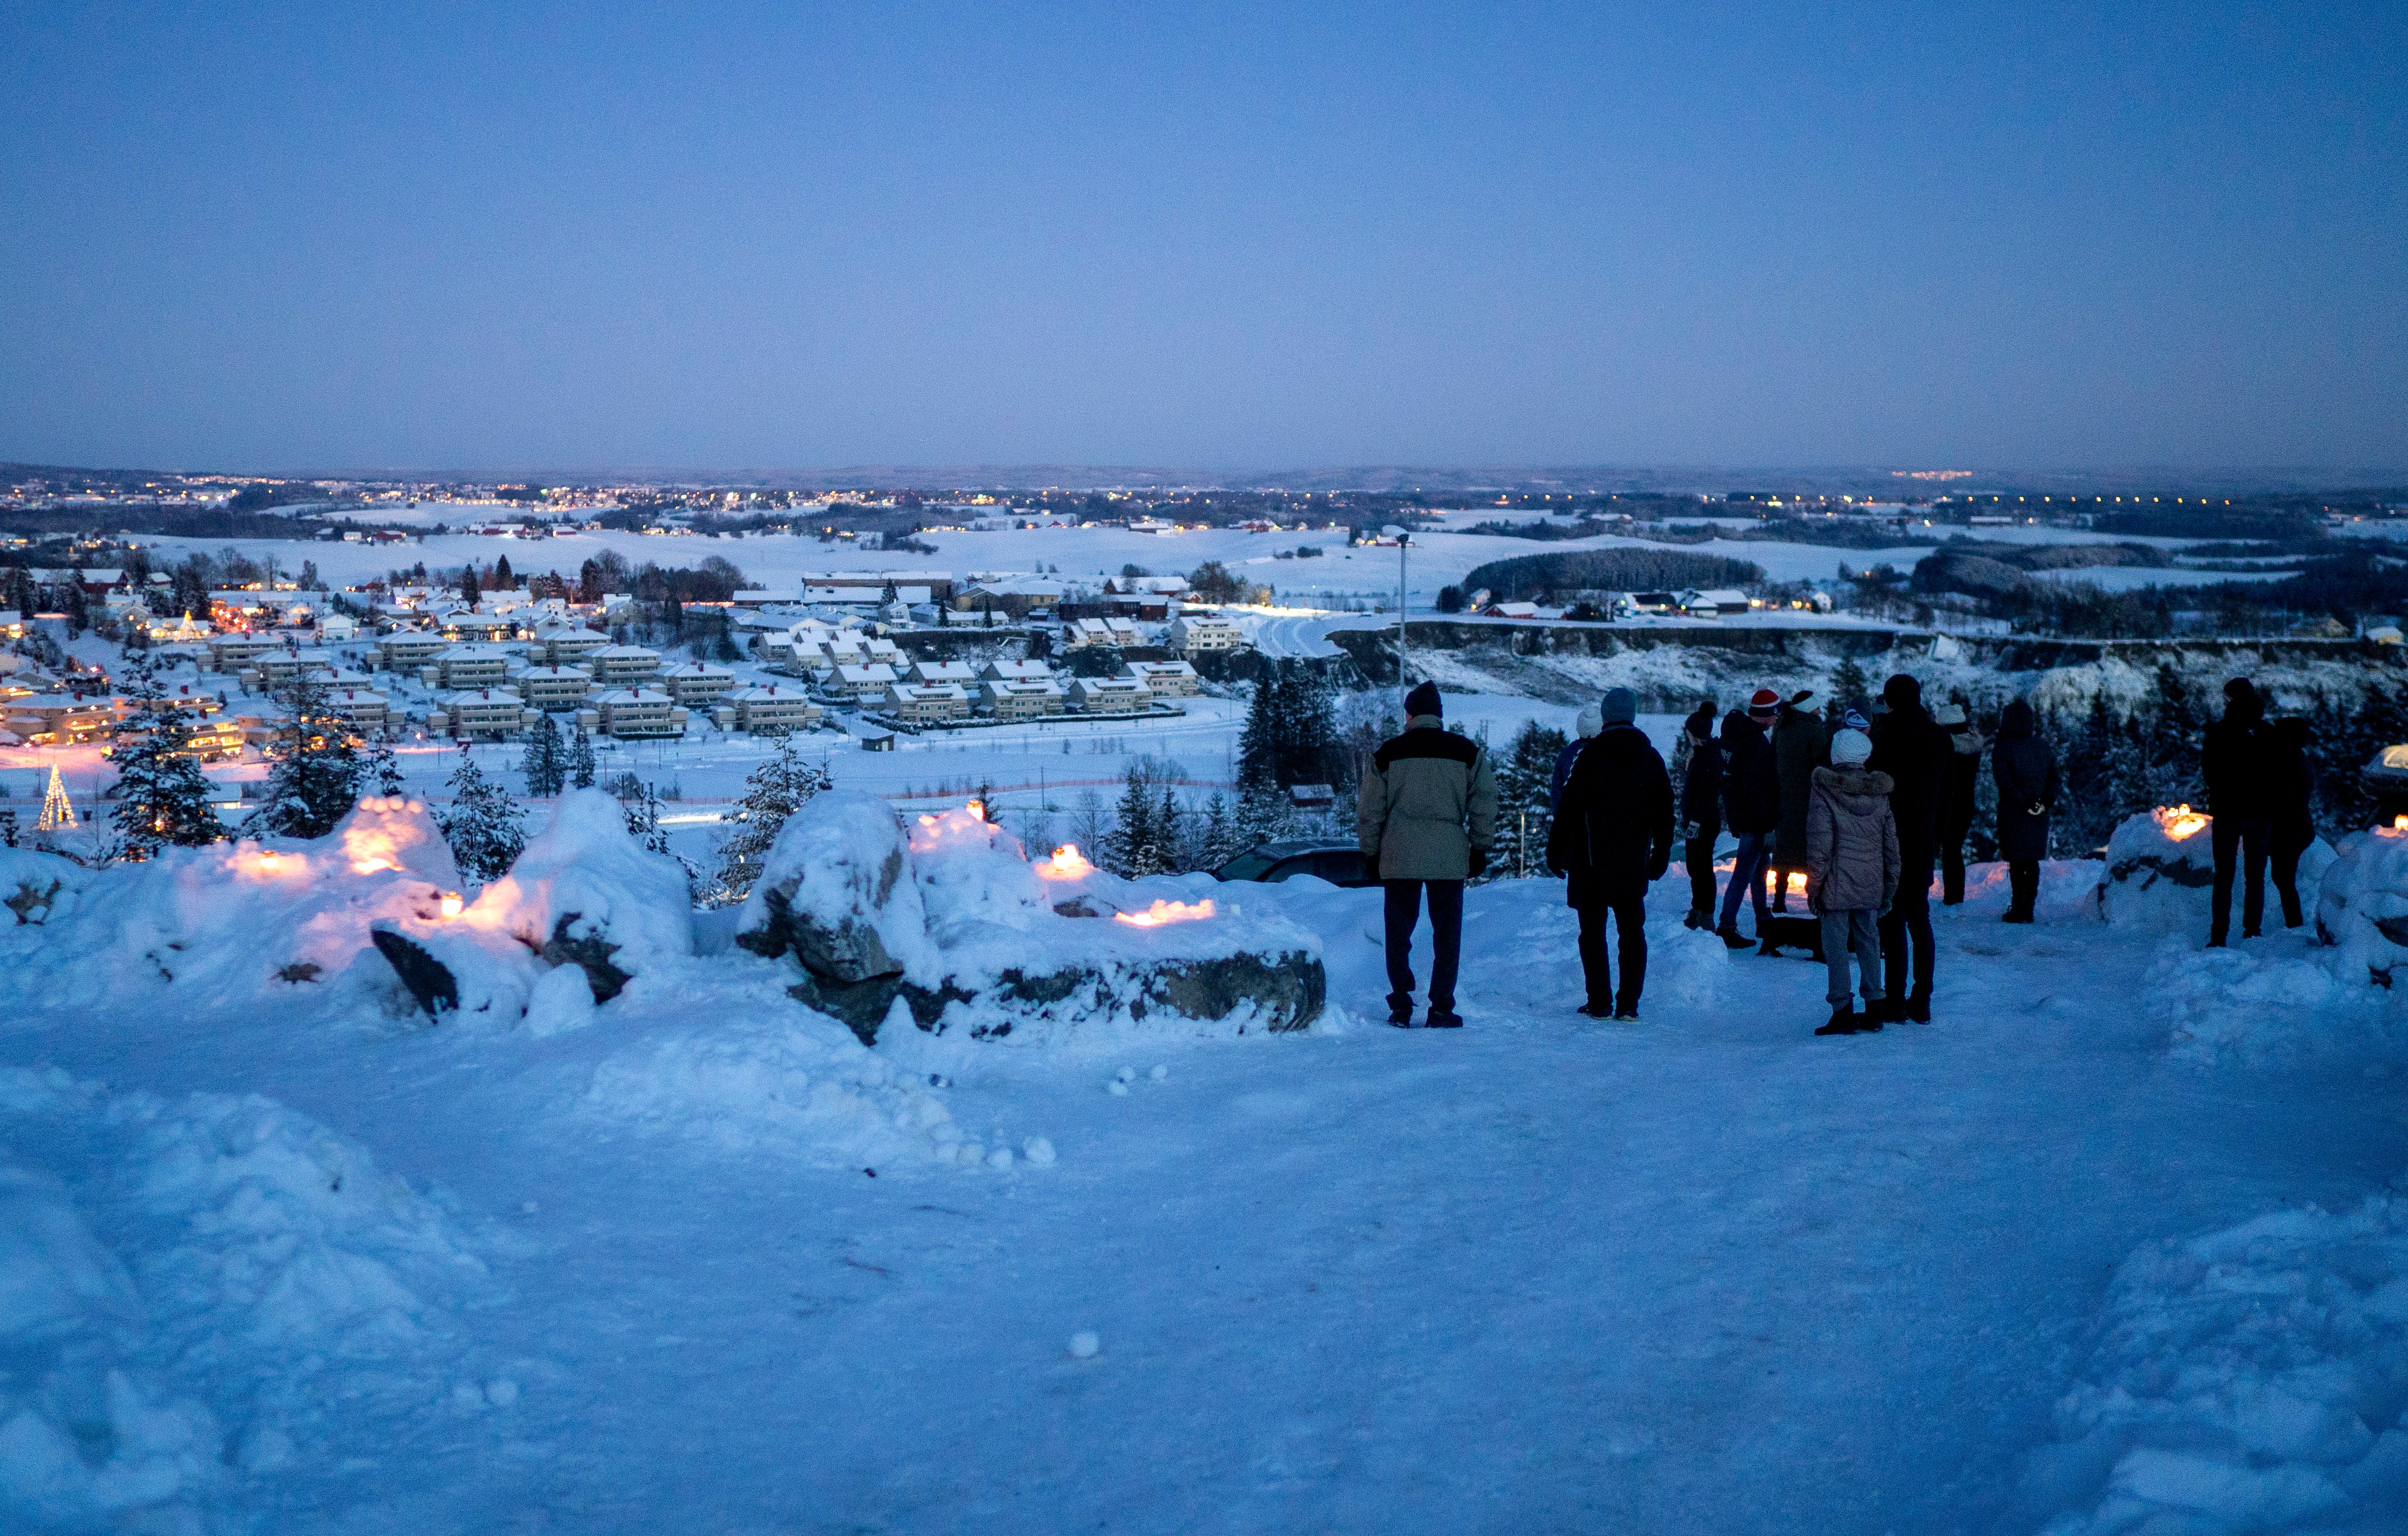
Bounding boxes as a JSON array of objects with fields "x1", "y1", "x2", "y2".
[{"x1": 1397, "y1": 532, "x2": 1410, "y2": 709}]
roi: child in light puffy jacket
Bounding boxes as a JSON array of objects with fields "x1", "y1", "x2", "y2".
[{"x1": 1804, "y1": 727, "x2": 1900, "y2": 1036}]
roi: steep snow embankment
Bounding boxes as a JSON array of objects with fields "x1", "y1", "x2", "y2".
[
  {"x1": 2027, "y1": 1192, "x2": 2408, "y2": 1534},
  {"x1": 0, "y1": 1068, "x2": 496, "y2": 1531}
]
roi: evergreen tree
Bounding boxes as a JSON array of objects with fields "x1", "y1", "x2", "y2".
[
  {"x1": 1155, "y1": 784, "x2": 1186, "y2": 873},
  {"x1": 520, "y1": 713, "x2": 566, "y2": 796},
  {"x1": 1234, "y1": 780, "x2": 1292, "y2": 849},
  {"x1": 1827, "y1": 656, "x2": 1871, "y2": 725},
  {"x1": 1278, "y1": 663, "x2": 1340, "y2": 788},
  {"x1": 107, "y1": 692, "x2": 225, "y2": 861},
  {"x1": 2058, "y1": 693, "x2": 2123, "y2": 854},
  {"x1": 1497, "y1": 720, "x2": 1569, "y2": 878},
  {"x1": 625, "y1": 781, "x2": 671, "y2": 855},
  {"x1": 712, "y1": 738, "x2": 833, "y2": 901},
  {"x1": 242, "y1": 677, "x2": 364, "y2": 839},
  {"x1": 567, "y1": 726, "x2": 597, "y2": 790},
  {"x1": 63, "y1": 572, "x2": 90, "y2": 635},
  {"x1": 663, "y1": 593, "x2": 683, "y2": 635},
  {"x1": 1199, "y1": 792, "x2": 1239, "y2": 868},
  {"x1": 1237, "y1": 666, "x2": 1282, "y2": 791},
  {"x1": 493, "y1": 553, "x2": 514, "y2": 589},
  {"x1": 438, "y1": 755, "x2": 525, "y2": 881},
  {"x1": 1106, "y1": 767, "x2": 1159, "y2": 875},
  {"x1": 368, "y1": 740, "x2": 406, "y2": 797},
  {"x1": 0, "y1": 806, "x2": 17, "y2": 847},
  {"x1": 2141, "y1": 664, "x2": 2205, "y2": 809},
  {"x1": 460, "y1": 565, "x2": 480, "y2": 604}
]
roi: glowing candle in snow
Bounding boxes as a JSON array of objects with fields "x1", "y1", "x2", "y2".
[
  {"x1": 1114, "y1": 898, "x2": 1215, "y2": 927},
  {"x1": 2155, "y1": 804, "x2": 2209, "y2": 840},
  {"x1": 439, "y1": 891, "x2": 464, "y2": 918},
  {"x1": 1039, "y1": 844, "x2": 1093, "y2": 880},
  {"x1": 258, "y1": 850, "x2": 280, "y2": 871},
  {"x1": 2394, "y1": 816, "x2": 2408, "y2": 832}
]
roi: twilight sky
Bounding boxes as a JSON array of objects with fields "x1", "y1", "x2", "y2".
[{"x1": 1, "y1": 2, "x2": 2401, "y2": 475}]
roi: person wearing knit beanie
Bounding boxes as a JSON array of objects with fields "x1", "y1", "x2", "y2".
[
  {"x1": 1830, "y1": 728, "x2": 1872, "y2": 765},
  {"x1": 1359, "y1": 679, "x2": 1497, "y2": 1027},
  {"x1": 1548, "y1": 704, "x2": 1602, "y2": 813},
  {"x1": 1807, "y1": 727, "x2": 1899, "y2": 1035}
]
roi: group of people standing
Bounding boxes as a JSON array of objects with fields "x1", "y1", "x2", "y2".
[{"x1": 1355, "y1": 672, "x2": 2315, "y2": 1033}]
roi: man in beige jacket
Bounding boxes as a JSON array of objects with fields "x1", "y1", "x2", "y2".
[{"x1": 1358, "y1": 682, "x2": 1499, "y2": 1028}]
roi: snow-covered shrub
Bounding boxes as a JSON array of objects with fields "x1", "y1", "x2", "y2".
[
  {"x1": 0, "y1": 1067, "x2": 491, "y2": 1529},
  {"x1": 2025, "y1": 1192, "x2": 2408, "y2": 1534}
]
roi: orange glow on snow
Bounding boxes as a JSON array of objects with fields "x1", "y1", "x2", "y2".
[
  {"x1": 438, "y1": 891, "x2": 464, "y2": 918},
  {"x1": 2155, "y1": 804, "x2": 2208, "y2": 840},
  {"x1": 1038, "y1": 844, "x2": 1094, "y2": 880},
  {"x1": 1114, "y1": 898, "x2": 1215, "y2": 927}
]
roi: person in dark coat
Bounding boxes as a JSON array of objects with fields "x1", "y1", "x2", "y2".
[
  {"x1": 1715, "y1": 691, "x2": 1783, "y2": 946},
  {"x1": 1677, "y1": 701, "x2": 1722, "y2": 929},
  {"x1": 2201, "y1": 678, "x2": 2272, "y2": 946},
  {"x1": 1866, "y1": 674, "x2": 1953, "y2": 1022},
  {"x1": 1992, "y1": 699, "x2": 2058, "y2": 922},
  {"x1": 2265, "y1": 715, "x2": 2315, "y2": 930},
  {"x1": 1768, "y1": 689, "x2": 1828, "y2": 916},
  {"x1": 1933, "y1": 701, "x2": 1983, "y2": 904},
  {"x1": 1548, "y1": 687, "x2": 1674, "y2": 1019}
]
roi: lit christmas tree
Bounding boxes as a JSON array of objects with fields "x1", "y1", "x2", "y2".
[{"x1": 36, "y1": 763, "x2": 75, "y2": 832}]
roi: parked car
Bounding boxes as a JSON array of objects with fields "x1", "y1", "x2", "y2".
[{"x1": 1212, "y1": 840, "x2": 1377, "y2": 888}]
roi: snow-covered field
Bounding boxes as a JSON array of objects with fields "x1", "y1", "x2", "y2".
[{"x1": 7, "y1": 788, "x2": 2408, "y2": 1531}]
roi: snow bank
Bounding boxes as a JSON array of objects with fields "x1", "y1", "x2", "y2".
[
  {"x1": 2316, "y1": 827, "x2": 2408, "y2": 985},
  {"x1": 0, "y1": 1067, "x2": 490, "y2": 1529},
  {"x1": 1955, "y1": 857, "x2": 2108, "y2": 925},
  {"x1": 456, "y1": 787, "x2": 694, "y2": 1008},
  {"x1": 2148, "y1": 939, "x2": 2408, "y2": 1066},
  {"x1": 2101, "y1": 807, "x2": 2218, "y2": 931},
  {"x1": 2026, "y1": 1192, "x2": 2408, "y2": 1534},
  {"x1": 740, "y1": 799, "x2": 1327, "y2": 1047},
  {"x1": 0, "y1": 846, "x2": 91, "y2": 930}
]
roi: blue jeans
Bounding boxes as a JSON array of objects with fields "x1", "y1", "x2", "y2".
[
  {"x1": 1383, "y1": 879, "x2": 1464, "y2": 1018},
  {"x1": 1717, "y1": 830, "x2": 1772, "y2": 933},
  {"x1": 1821, "y1": 908, "x2": 1885, "y2": 1006}
]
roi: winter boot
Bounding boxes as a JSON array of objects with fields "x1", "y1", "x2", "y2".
[
  {"x1": 1906, "y1": 991, "x2": 1933, "y2": 1024},
  {"x1": 1424, "y1": 1011, "x2": 1463, "y2": 1029},
  {"x1": 2001, "y1": 908, "x2": 2034, "y2": 925},
  {"x1": 1387, "y1": 1006, "x2": 1415, "y2": 1028},
  {"x1": 1718, "y1": 925, "x2": 1752, "y2": 951},
  {"x1": 1613, "y1": 1006, "x2": 1640, "y2": 1022},
  {"x1": 1815, "y1": 1004, "x2": 1866, "y2": 1036}
]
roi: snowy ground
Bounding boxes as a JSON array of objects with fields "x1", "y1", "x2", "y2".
[{"x1": 7, "y1": 825, "x2": 2407, "y2": 1531}]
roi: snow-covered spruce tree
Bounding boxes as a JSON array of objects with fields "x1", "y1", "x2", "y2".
[
  {"x1": 242, "y1": 676, "x2": 364, "y2": 840},
  {"x1": 1234, "y1": 779, "x2": 1292, "y2": 849},
  {"x1": 1278, "y1": 663, "x2": 1341, "y2": 789},
  {"x1": 1155, "y1": 784, "x2": 1187, "y2": 873},
  {"x1": 1827, "y1": 656, "x2": 1871, "y2": 723},
  {"x1": 520, "y1": 714, "x2": 566, "y2": 796},
  {"x1": 1105, "y1": 768, "x2": 1159, "y2": 876},
  {"x1": 567, "y1": 726, "x2": 597, "y2": 790},
  {"x1": 1199, "y1": 791, "x2": 1238, "y2": 869},
  {"x1": 1236, "y1": 665, "x2": 1282, "y2": 792},
  {"x1": 367, "y1": 740, "x2": 406, "y2": 797},
  {"x1": 711, "y1": 738, "x2": 832, "y2": 901},
  {"x1": 0, "y1": 805, "x2": 17, "y2": 847},
  {"x1": 438, "y1": 755, "x2": 525, "y2": 882},
  {"x1": 2140, "y1": 664, "x2": 2205, "y2": 810},
  {"x1": 1497, "y1": 720, "x2": 1569, "y2": 878},
  {"x1": 106, "y1": 699, "x2": 224, "y2": 861}
]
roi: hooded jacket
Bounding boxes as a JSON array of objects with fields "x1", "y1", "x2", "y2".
[
  {"x1": 1548, "y1": 722, "x2": 1674, "y2": 905},
  {"x1": 1358, "y1": 716, "x2": 1499, "y2": 881},
  {"x1": 1938, "y1": 723, "x2": 1983, "y2": 840},
  {"x1": 1680, "y1": 725, "x2": 1723, "y2": 833},
  {"x1": 1991, "y1": 700, "x2": 2058, "y2": 862},
  {"x1": 2265, "y1": 716, "x2": 2315, "y2": 847},
  {"x1": 1804, "y1": 765, "x2": 1900, "y2": 912},
  {"x1": 1720, "y1": 711, "x2": 1780, "y2": 834},
  {"x1": 1771, "y1": 705, "x2": 1831, "y2": 865}
]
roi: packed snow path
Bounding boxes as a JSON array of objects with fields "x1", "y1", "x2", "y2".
[{"x1": 6, "y1": 872, "x2": 2404, "y2": 1532}]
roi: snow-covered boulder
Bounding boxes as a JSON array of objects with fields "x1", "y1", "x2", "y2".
[
  {"x1": 2099, "y1": 807, "x2": 2217, "y2": 929},
  {"x1": 736, "y1": 790, "x2": 940, "y2": 986},
  {"x1": 2315, "y1": 827, "x2": 2408, "y2": 982},
  {"x1": 0, "y1": 845, "x2": 91, "y2": 927},
  {"x1": 739, "y1": 802, "x2": 1326, "y2": 1045},
  {"x1": 460, "y1": 788, "x2": 694, "y2": 1004}
]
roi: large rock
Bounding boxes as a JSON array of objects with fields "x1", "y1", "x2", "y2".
[
  {"x1": 2100, "y1": 806, "x2": 2336, "y2": 934},
  {"x1": 736, "y1": 791, "x2": 938, "y2": 985},
  {"x1": 468, "y1": 788, "x2": 692, "y2": 1002}
]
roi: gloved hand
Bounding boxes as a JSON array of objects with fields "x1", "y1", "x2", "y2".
[
  {"x1": 1363, "y1": 853, "x2": 1381, "y2": 883},
  {"x1": 2028, "y1": 802, "x2": 2048, "y2": 816},
  {"x1": 1467, "y1": 848, "x2": 1489, "y2": 879}
]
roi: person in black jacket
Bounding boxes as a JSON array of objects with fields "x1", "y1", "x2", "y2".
[
  {"x1": 2202, "y1": 679, "x2": 2272, "y2": 946},
  {"x1": 1993, "y1": 700, "x2": 2058, "y2": 922},
  {"x1": 1933, "y1": 702, "x2": 1982, "y2": 905},
  {"x1": 1677, "y1": 702, "x2": 1722, "y2": 929},
  {"x1": 2265, "y1": 715, "x2": 2315, "y2": 930},
  {"x1": 1866, "y1": 674, "x2": 1953, "y2": 1022},
  {"x1": 1715, "y1": 691, "x2": 1783, "y2": 947},
  {"x1": 1548, "y1": 686, "x2": 1674, "y2": 1019}
]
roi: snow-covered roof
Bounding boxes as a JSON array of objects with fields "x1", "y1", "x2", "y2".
[{"x1": 589, "y1": 687, "x2": 672, "y2": 705}]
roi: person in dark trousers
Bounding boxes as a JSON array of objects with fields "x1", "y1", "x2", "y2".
[
  {"x1": 1677, "y1": 702, "x2": 1722, "y2": 929},
  {"x1": 1550, "y1": 703, "x2": 1602, "y2": 813},
  {"x1": 1933, "y1": 702, "x2": 1983, "y2": 904},
  {"x1": 1548, "y1": 687, "x2": 1674, "y2": 1020},
  {"x1": 1767, "y1": 688, "x2": 1827, "y2": 924},
  {"x1": 1992, "y1": 700, "x2": 2058, "y2": 921},
  {"x1": 2202, "y1": 678, "x2": 2273, "y2": 946},
  {"x1": 1359, "y1": 681, "x2": 1498, "y2": 1027},
  {"x1": 1715, "y1": 690, "x2": 1783, "y2": 947},
  {"x1": 1805, "y1": 726, "x2": 1899, "y2": 1035},
  {"x1": 1867, "y1": 674, "x2": 1952, "y2": 1022},
  {"x1": 2265, "y1": 715, "x2": 2315, "y2": 930}
]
